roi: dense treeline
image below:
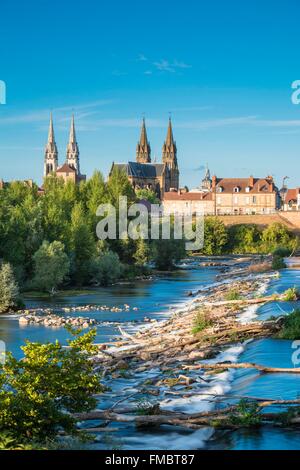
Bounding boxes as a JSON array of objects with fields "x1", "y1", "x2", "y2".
[
  {"x1": 202, "y1": 217, "x2": 298, "y2": 256},
  {"x1": 0, "y1": 169, "x2": 184, "y2": 297},
  {"x1": 0, "y1": 170, "x2": 298, "y2": 302}
]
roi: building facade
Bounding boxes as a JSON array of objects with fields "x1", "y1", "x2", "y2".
[
  {"x1": 163, "y1": 174, "x2": 279, "y2": 216},
  {"x1": 110, "y1": 118, "x2": 179, "y2": 198},
  {"x1": 44, "y1": 114, "x2": 86, "y2": 183}
]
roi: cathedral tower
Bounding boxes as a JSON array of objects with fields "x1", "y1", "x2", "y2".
[
  {"x1": 136, "y1": 118, "x2": 151, "y2": 163},
  {"x1": 66, "y1": 115, "x2": 80, "y2": 173},
  {"x1": 162, "y1": 118, "x2": 179, "y2": 190},
  {"x1": 44, "y1": 113, "x2": 58, "y2": 177}
]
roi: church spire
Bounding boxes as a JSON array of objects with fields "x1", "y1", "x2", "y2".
[
  {"x1": 162, "y1": 118, "x2": 177, "y2": 167},
  {"x1": 66, "y1": 114, "x2": 80, "y2": 173},
  {"x1": 48, "y1": 112, "x2": 55, "y2": 143},
  {"x1": 166, "y1": 117, "x2": 175, "y2": 147},
  {"x1": 162, "y1": 118, "x2": 179, "y2": 190},
  {"x1": 44, "y1": 112, "x2": 58, "y2": 177},
  {"x1": 136, "y1": 118, "x2": 151, "y2": 163}
]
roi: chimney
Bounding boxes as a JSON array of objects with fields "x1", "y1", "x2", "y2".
[
  {"x1": 249, "y1": 175, "x2": 254, "y2": 187},
  {"x1": 212, "y1": 175, "x2": 217, "y2": 189}
]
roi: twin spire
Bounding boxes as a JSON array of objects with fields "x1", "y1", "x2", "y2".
[
  {"x1": 136, "y1": 117, "x2": 177, "y2": 168},
  {"x1": 44, "y1": 114, "x2": 80, "y2": 177}
]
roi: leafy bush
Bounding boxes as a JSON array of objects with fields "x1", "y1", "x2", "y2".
[
  {"x1": 203, "y1": 217, "x2": 228, "y2": 255},
  {"x1": 0, "y1": 262, "x2": 22, "y2": 313},
  {"x1": 261, "y1": 223, "x2": 293, "y2": 253},
  {"x1": 192, "y1": 311, "x2": 212, "y2": 334},
  {"x1": 0, "y1": 328, "x2": 102, "y2": 445},
  {"x1": 226, "y1": 224, "x2": 261, "y2": 254},
  {"x1": 273, "y1": 247, "x2": 292, "y2": 258},
  {"x1": 225, "y1": 288, "x2": 243, "y2": 301},
  {"x1": 277, "y1": 309, "x2": 300, "y2": 339},
  {"x1": 229, "y1": 399, "x2": 261, "y2": 427},
  {"x1": 90, "y1": 250, "x2": 122, "y2": 286},
  {"x1": 283, "y1": 287, "x2": 299, "y2": 301},
  {"x1": 151, "y1": 238, "x2": 185, "y2": 270},
  {"x1": 272, "y1": 255, "x2": 286, "y2": 270},
  {"x1": 32, "y1": 240, "x2": 70, "y2": 294}
]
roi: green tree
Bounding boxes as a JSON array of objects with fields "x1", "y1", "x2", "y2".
[
  {"x1": 203, "y1": 217, "x2": 228, "y2": 255},
  {"x1": 0, "y1": 329, "x2": 102, "y2": 444},
  {"x1": 261, "y1": 223, "x2": 292, "y2": 253},
  {"x1": 151, "y1": 238, "x2": 185, "y2": 270},
  {"x1": 136, "y1": 188, "x2": 160, "y2": 204},
  {"x1": 80, "y1": 170, "x2": 106, "y2": 228},
  {"x1": 90, "y1": 250, "x2": 122, "y2": 286},
  {"x1": 69, "y1": 203, "x2": 96, "y2": 286},
  {"x1": 227, "y1": 224, "x2": 261, "y2": 254},
  {"x1": 33, "y1": 240, "x2": 70, "y2": 294},
  {"x1": 106, "y1": 167, "x2": 135, "y2": 207},
  {"x1": 133, "y1": 238, "x2": 150, "y2": 266},
  {"x1": 0, "y1": 262, "x2": 21, "y2": 313}
]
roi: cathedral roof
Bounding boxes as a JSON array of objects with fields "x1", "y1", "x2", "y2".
[{"x1": 113, "y1": 162, "x2": 165, "y2": 178}]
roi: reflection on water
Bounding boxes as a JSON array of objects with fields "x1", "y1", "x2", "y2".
[{"x1": 0, "y1": 261, "x2": 219, "y2": 358}]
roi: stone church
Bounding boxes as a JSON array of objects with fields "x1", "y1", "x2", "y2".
[
  {"x1": 110, "y1": 118, "x2": 179, "y2": 198},
  {"x1": 44, "y1": 114, "x2": 86, "y2": 183}
]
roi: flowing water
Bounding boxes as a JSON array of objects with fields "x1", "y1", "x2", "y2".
[{"x1": 1, "y1": 259, "x2": 300, "y2": 449}]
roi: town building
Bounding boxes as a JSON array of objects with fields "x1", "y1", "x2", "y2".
[
  {"x1": 163, "y1": 173, "x2": 279, "y2": 216},
  {"x1": 281, "y1": 188, "x2": 300, "y2": 211},
  {"x1": 44, "y1": 114, "x2": 86, "y2": 183},
  {"x1": 110, "y1": 118, "x2": 179, "y2": 198}
]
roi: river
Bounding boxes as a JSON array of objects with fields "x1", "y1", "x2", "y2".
[{"x1": 0, "y1": 258, "x2": 299, "y2": 450}]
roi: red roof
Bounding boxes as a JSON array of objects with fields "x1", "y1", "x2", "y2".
[
  {"x1": 214, "y1": 177, "x2": 274, "y2": 193},
  {"x1": 56, "y1": 163, "x2": 76, "y2": 173},
  {"x1": 285, "y1": 188, "x2": 300, "y2": 202}
]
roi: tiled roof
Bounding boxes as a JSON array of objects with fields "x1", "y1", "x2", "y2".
[
  {"x1": 56, "y1": 163, "x2": 76, "y2": 173},
  {"x1": 215, "y1": 177, "x2": 274, "y2": 193},
  {"x1": 285, "y1": 188, "x2": 300, "y2": 202}
]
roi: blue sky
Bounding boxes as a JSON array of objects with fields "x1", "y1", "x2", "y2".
[{"x1": 1, "y1": 0, "x2": 300, "y2": 187}]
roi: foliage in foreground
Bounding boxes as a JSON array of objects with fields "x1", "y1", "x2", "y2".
[
  {"x1": 277, "y1": 309, "x2": 300, "y2": 339},
  {"x1": 229, "y1": 399, "x2": 261, "y2": 427},
  {"x1": 0, "y1": 328, "x2": 102, "y2": 447}
]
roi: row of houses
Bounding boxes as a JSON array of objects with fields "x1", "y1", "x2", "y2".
[{"x1": 163, "y1": 174, "x2": 281, "y2": 216}]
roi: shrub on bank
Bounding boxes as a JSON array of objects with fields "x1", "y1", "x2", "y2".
[
  {"x1": 272, "y1": 255, "x2": 287, "y2": 270},
  {"x1": 0, "y1": 262, "x2": 22, "y2": 313},
  {"x1": 277, "y1": 309, "x2": 300, "y2": 339}
]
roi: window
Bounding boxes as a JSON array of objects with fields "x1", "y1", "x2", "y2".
[
  {"x1": 217, "y1": 187, "x2": 223, "y2": 193},
  {"x1": 217, "y1": 196, "x2": 221, "y2": 204},
  {"x1": 245, "y1": 187, "x2": 250, "y2": 193},
  {"x1": 252, "y1": 196, "x2": 257, "y2": 204},
  {"x1": 234, "y1": 196, "x2": 238, "y2": 204},
  {"x1": 233, "y1": 187, "x2": 240, "y2": 193}
]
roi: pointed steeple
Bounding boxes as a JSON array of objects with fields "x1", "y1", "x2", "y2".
[
  {"x1": 136, "y1": 118, "x2": 151, "y2": 163},
  {"x1": 44, "y1": 112, "x2": 58, "y2": 177},
  {"x1": 66, "y1": 114, "x2": 80, "y2": 173},
  {"x1": 166, "y1": 117, "x2": 175, "y2": 147},
  {"x1": 162, "y1": 118, "x2": 179, "y2": 190},
  {"x1": 48, "y1": 112, "x2": 55, "y2": 143},
  {"x1": 69, "y1": 114, "x2": 76, "y2": 143},
  {"x1": 162, "y1": 118, "x2": 177, "y2": 167}
]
